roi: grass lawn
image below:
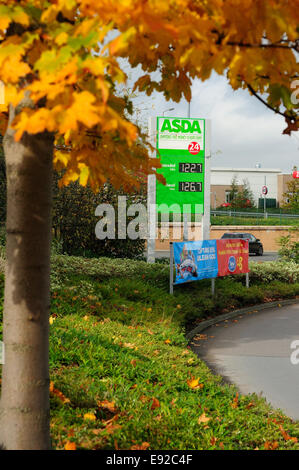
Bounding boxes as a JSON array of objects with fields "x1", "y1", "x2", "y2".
[
  {"x1": 211, "y1": 215, "x2": 299, "y2": 226},
  {"x1": 1, "y1": 255, "x2": 299, "y2": 450}
]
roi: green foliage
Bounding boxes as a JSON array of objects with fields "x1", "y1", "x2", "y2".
[
  {"x1": 278, "y1": 225, "x2": 299, "y2": 263},
  {"x1": 282, "y1": 178, "x2": 299, "y2": 213},
  {"x1": 52, "y1": 174, "x2": 146, "y2": 259},
  {"x1": 227, "y1": 177, "x2": 255, "y2": 209},
  {"x1": 3, "y1": 255, "x2": 299, "y2": 449}
]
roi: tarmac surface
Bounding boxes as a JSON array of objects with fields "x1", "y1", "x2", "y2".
[{"x1": 192, "y1": 303, "x2": 299, "y2": 421}]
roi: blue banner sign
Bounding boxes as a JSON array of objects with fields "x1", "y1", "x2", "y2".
[{"x1": 173, "y1": 240, "x2": 218, "y2": 285}]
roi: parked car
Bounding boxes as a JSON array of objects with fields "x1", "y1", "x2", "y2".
[{"x1": 220, "y1": 232, "x2": 264, "y2": 256}]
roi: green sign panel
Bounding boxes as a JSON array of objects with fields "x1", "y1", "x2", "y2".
[{"x1": 156, "y1": 117, "x2": 206, "y2": 214}]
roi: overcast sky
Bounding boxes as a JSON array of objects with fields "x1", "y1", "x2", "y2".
[{"x1": 131, "y1": 72, "x2": 299, "y2": 173}]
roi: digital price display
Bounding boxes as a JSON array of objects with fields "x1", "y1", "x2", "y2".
[
  {"x1": 155, "y1": 117, "x2": 206, "y2": 214},
  {"x1": 179, "y1": 182, "x2": 202, "y2": 192},
  {"x1": 179, "y1": 162, "x2": 202, "y2": 173}
]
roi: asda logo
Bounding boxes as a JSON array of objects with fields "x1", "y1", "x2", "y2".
[{"x1": 160, "y1": 119, "x2": 202, "y2": 133}]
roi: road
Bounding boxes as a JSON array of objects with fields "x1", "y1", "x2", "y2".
[
  {"x1": 154, "y1": 251, "x2": 279, "y2": 263},
  {"x1": 192, "y1": 303, "x2": 299, "y2": 420}
]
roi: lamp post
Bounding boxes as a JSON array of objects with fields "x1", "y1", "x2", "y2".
[{"x1": 162, "y1": 107, "x2": 174, "y2": 116}]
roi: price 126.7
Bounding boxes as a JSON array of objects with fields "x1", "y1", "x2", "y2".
[{"x1": 178, "y1": 182, "x2": 202, "y2": 192}]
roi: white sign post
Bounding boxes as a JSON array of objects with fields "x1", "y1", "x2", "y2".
[
  {"x1": 0, "y1": 341, "x2": 5, "y2": 364},
  {"x1": 147, "y1": 116, "x2": 211, "y2": 263}
]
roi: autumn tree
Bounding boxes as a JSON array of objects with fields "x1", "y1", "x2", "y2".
[
  {"x1": 0, "y1": 0, "x2": 298, "y2": 450},
  {"x1": 229, "y1": 177, "x2": 255, "y2": 209},
  {"x1": 282, "y1": 178, "x2": 299, "y2": 212}
]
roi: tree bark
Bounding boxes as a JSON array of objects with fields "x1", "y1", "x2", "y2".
[{"x1": 0, "y1": 102, "x2": 54, "y2": 449}]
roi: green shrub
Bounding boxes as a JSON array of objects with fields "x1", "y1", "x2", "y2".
[
  {"x1": 52, "y1": 176, "x2": 146, "y2": 259},
  {"x1": 278, "y1": 227, "x2": 299, "y2": 263}
]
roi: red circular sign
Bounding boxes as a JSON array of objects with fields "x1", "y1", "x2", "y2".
[
  {"x1": 293, "y1": 171, "x2": 299, "y2": 179},
  {"x1": 188, "y1": 142, "x2": 200, "y2": 155},
  {"x1": 262, "y1": 185, "x2": 268, "y2": 195}
]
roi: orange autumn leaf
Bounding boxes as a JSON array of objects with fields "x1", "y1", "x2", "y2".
[
  {"x1": 279, "y1": 425, "x2": 298, "y2": 442},
  {"x1": 150, "y1": 398, "x2": 160, "y2": 410},
  {"x1": 50, "y1": 381, "x2": 70, "y2": 404},
  {"x1": 164, "y1": 339, "x2": 171, "y2": 344},
  {"x1": 64, "y1": 441, "x2": 76, "y2": 450},
  {"x1": 231, "y1": 392, "x2": 239, "y2": 409},
  {"x1": 264, "y1": 441, "x2": 279, "y2": 450},
  {"x1": 97, "y1": 400, "x2": 117, "y2": 414},
  {"x1": 246, "y1": 402, "x2": 255, "y2": 409},
  {"x1": 130, "y1": 442, "x2": 150, "y2": 450}
]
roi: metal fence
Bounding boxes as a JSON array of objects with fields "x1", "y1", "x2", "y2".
[{"x1": 211, "y1": 210, "x2": 299, "y2": 220}]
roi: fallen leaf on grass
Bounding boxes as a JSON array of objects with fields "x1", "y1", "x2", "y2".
[
  {"x1": 264, "y1": 441, "x2": 279, "y2": 450},
  {"x1": 130, "y1": 359, "x2": 137, "y2": 367},
  {"x1": 198, "y1": 413, "x2": 211, "y2": 425},
  {"x1": 130, "y1": 442, "x2": 150, "y2": 450},
  {"x1": 210, "y1": 437, "x2": 217, "y2": 446},
  {"x1": 50, "y1": 381, "x2": 70, "y2": 404},
  {"x1": 279, "y1": 425, "x2": 298, "y2": 442},
  {"x1": 93, "y1": 423, "x2": 122, "y2": 435},
  {"x1": 84, "y1": 412, "x2": 96, "y2": 421},
  {"x1": 64, "y1": 441, "x2": 76, "y2": 450},
  {"x1": 182, "y1": 350, "x2": 189, "y2": 356},
  {"x1": 123, "y1": 342, "x2": 136, "y2": 349},
  {"x1": 246, "y1": 402, "x2": 255, "y2": 409},
  {"x1": 150, "y1": 398, "x2": 160, "y2": 410},
  {"x1": 187, "y1": 377, "x2": 203, "y2": 390},
  {"x1": 97, "y1": 400, "x2": 117, "y2": 414},
  {"x1": 231, "y1": 393, "x2": 239, "y2": 409},
  {"x1": 164, "y1": 339, "x2": 171, "y2": 344}
]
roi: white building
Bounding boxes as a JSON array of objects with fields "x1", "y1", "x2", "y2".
[{"x1": 210, "y1": 167, "x2": 287, "y2": 208}]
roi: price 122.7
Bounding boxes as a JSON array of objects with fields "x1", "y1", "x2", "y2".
[
  {"x1": 179, "y1": 163, "x2": 202, "y2": 173},
  {"x1": 179, "y1": 182, "x2": 202, "y2": 192}
]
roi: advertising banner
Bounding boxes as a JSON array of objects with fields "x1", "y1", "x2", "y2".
[
  {"x1": 173, "y1": 240, "x2": 218, "y2": 285},
  {"x1": 172, "y1": 238, "x2": 249, "y2": 286},
  {"x1": 216, "y1": 239, "x2": 249, "y2": 277}
]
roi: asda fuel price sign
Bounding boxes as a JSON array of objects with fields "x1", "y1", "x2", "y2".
[{"x1": 156, "y1": 117, "x2": 206, "y2": 214}]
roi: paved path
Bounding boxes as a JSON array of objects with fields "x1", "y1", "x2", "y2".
[{"x1": 192, "y1": 303, "x2": 299, "y2": 420}]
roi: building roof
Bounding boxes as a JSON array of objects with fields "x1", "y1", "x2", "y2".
[{"x1": 211, "y1": 167, "x2": 282, "y2": 173}]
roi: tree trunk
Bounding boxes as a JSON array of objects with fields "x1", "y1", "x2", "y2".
[{"x1": 0, "y1": 102, "x2": 54, "y2": 449}]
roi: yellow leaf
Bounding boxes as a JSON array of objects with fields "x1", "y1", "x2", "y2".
[
  {"x1": 187, "y1": 377, "x2": 203, "y2": 390},
  {"x1": 198, "y1": 413, "x2": 211, "y2": 425},
  {"x1": 84, "y1": 412, "x2": 96, "y2": 421},
  {"x1": 55, "y1": 32, "x2": 69, "y2": 46}
]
